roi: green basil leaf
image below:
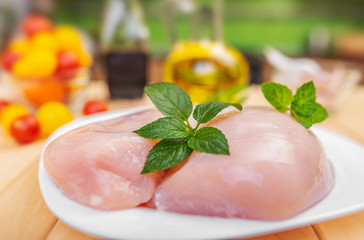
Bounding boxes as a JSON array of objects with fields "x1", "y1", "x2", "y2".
[
  {"x1": 311, "y1": 102, "x2": 329, "y2": 124},
  {"x1": 188, "y1": 127, "x2": 229, "y2": 155},
  {"x1": 261, "y1": 82, "x2": 293, "y2": 113},
  {"x1": 133, "y1": 117, "x2": 188, "y2": 139},
  {"x1": 141, "y1": 138, "x2": 192, "y2": 174},
  {"x1": 193, "y1": 101, "x2": 242, "y2": 124},
  {"x1": 144, "y1": 83, "x2": 192, "y2": 121}
]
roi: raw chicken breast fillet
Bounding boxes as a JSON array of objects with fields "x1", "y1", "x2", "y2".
[
  {"x1": 43, "y1": 110, "x2": 162, "y2": 210},
  {"x1": 153, "y1": 107, "x2": 335, "y2": 220}
]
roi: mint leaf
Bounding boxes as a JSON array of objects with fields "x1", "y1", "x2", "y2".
[
  {"x1": 141, "y1": 138, "x2": 192, "y2": 174},
  {"x1": 311, "y1": 102, "x2": 328, "y2": 123},
  {"x1": 144, "y1": 83, "x2": 192, "y2": 121},
  {"x1": 291, "y1": 108, "x2": 313, "y2": 128},
  {"x1": 262, "y1": 81, "x2": 328, "y2": 129},
  {"x1": 261, "y1": 82, "x2": 293, "y2": 113},
  {"x1": 291, "y1": 81, "x2": 317, "y2": 116},
  {"x1": 133, "y1": 117, "x2": 188, "y2": 139},
  {"x1": 188, "y1": 127, "x2": 229, "y2": 155},
  {"x1": 291, "y1": 100, "x2": 317, "y2": 116},
  {"x1": 293, "y1": 81, "x2": 316, "y2": 104},
  {"x1": 207, "y1": 85, "x2": 248, "y2": 103},
  {"x1": 290, "y1": 81, "x2": 328, "y2": 128},
  {"x1": 193, "y1": 101, "x2": 242, "y2": 124},
  {"x1": 138, "y1": 83, "x2": 241, "y2": 174}
]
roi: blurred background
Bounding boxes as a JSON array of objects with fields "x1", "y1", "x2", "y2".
[
  {"x1": 1, "y1": 0, "x2": 364, "y2": 81},
  {"x1": 0, "y1": 0, "x2": 364, "y2": 143}
]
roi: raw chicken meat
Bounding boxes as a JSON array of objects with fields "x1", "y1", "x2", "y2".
[
  {"x1": 43, "y1": 110, "x2": 163, "y2": 210},
  {"x1": 44, "y1": 107, "x2": 335, "y2": 220},
  {"x1": 152, "y1": 107, "x2": 335, "y2": 220}
]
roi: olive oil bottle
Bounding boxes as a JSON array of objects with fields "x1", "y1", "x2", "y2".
[{"x1": 163, "y1": 0, "x2": 249, "y2": 103}]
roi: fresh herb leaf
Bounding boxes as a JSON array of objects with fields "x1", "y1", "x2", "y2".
[
  {"x1": 188, "y1": 127, "x2": 229, "y2": 155},
  {"x1": 261, "y1": 82, "x2": 293, "y2": 113},
  {"x1": 135, "y1": 83, "x2": 243, "y2": 174},
  {"x1": 311, "y1": 102, "x2": 328, "y2": 123},
  {"x1": 144, "y1": 83, "x2": 192, "y2": 121},
  {"x1": 193, "y1": 101, "x2": 242, "y2": 124},
  {"x1": 141, "y1": 138, "x2": 192, "y2": 174},
  {"x1": 290, "y1": 81, "x2": 317, "y2": 116},
  {"x1": 261, "y1": 81, "x2": 328, "y2": 129},
  {"x1": 291, "y1": 108, "x2": 313, "y2": 128},
  {"x1": 207, "y1": 85, "x2": 248, "y2": 103},
  {"x1": 291, "y1": 100, "x2": 317, "y2": 116},
  {"x1": 292, "y1": 81, "x2": 316, "y2": 104},
  {"x1": 133, "y1": 117, "x2": 188, "y2": 140},
  {"x1": 290, "y1": 81, "x2": 328, "y2": 127}
]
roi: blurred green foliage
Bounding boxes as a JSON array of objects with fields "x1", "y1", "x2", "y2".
[{"x1": 52, "y1": 0, "x2": 364, "y2": 56}]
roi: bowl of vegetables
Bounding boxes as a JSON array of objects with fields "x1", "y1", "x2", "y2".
[{"x1": 0, "y1": 14, "x2": 92, "y2": 111}]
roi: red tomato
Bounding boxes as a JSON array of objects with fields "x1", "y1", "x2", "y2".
[
  {"x1": 1, "y1": 50, "x2": 21, "y2": 71},
  {"x1": 56, "y1": 51, "x2": 80, "y2": 80},
  {"x1": 21, "y1": 14, "x2": 53, "y2": 37},
  {"x1": 83, "y1": 100, "x2": 108, "y2": 115},
  {"x1": 10, "y1": 114, "x2": 40, "y2": 144},
  {"x1": 0, "y1": 100, "x2": 10, "y2": 112}
]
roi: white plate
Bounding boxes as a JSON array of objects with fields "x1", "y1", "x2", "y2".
[{"x1": 38, "y1": 107, "x2": 364, "y2": 240}]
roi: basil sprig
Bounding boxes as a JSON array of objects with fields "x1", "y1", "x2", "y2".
[
  {"x1": 134, "y1": 83, "x2": 242, "y2": 174},
  {"x1": 261, "y1": 81, "x2": 328, "y2": 128}
]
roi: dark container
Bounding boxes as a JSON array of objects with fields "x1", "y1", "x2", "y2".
[{"x1": 104, "y1": 51, "x2": 148, "y2": 99}]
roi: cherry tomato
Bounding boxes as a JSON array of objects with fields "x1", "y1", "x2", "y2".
[
  {"x1": 0, "y1": 100, "x2": 10, "y2": 113},
  {"x1": 23, "y1": 80, "x2": 67, "y2": 107},
  {"x1": 54, "y1": 25, "x2": 82, "y2": 52},
  {"x1": 36, "y1": 101, "x2": 73, "y2": 137},
  {"x1": 8, "y1": 37, "x2": 29, "y2": 54},
  {"x1": 30, "y1": 31, "x2": 59, "y2": 52},
  {"x1": 75, "y1": 47, "x2": 92, "y2": 67},
  {"x1": 56, "y1": 51, "x2": 80, "y2": 80},
  {"x1": 1, "y1": 50, "x2": 21, "y2": 71},
  {"x1": 10, "y1": 114, "x2": 40, "y2": 144},
  {"x1": 21, "y1": 14, "x2": 53, "y2": 37},
  {"x1": 83, "y1": 100, "x2": 108, "y2": 115},
  {"x1": 0, "y1": 104, "x2": 29, "y2": 133},
  {"x1": 12, "y1": 50, "x2": 57, "y2": 78}
]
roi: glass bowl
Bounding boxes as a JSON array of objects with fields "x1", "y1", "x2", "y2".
[{"x1": 1, "y1": 68, "x2": 90, "y2": 112}]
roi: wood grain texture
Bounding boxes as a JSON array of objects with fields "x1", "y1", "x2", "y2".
[
  {"x1": 243, "y1": 226, "x2": 319, "y2": 240},
  {"x1": 313, "y1": 211, "x2": 364, "y2": 240},
  {"x1": 319, "y1": 88, "x2": 364, "y2": 143},
  {"x1": 0, "y1": 138, "x2": 44, "y2": 194},
  {"x1": 47, "y1": 221, "x2": 100, "y2": 240},
  {"x1": 0, "y1": 162, "x2": 57, "y2": 239}
]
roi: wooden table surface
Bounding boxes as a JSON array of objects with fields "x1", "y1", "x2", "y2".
[{"x1": 0, "y1": 81, "x2": 364, "y2": 240}]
